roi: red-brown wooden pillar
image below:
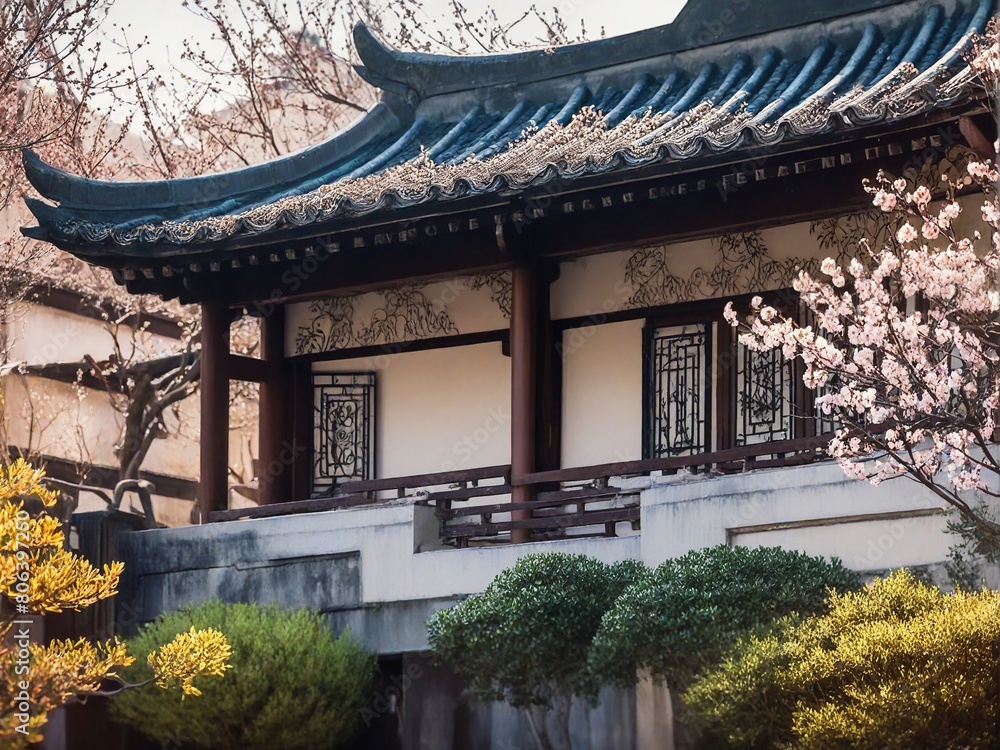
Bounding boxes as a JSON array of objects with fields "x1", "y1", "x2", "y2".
[
  {"x1": 199, "y1": 300, "x2": 230, "y2": 522},
  {"x1": 258, "y1": 306, "x2": 287, "y2": 505},
  {"x1": 510, "y1": 264, "x2": 537, "y2": 544}
]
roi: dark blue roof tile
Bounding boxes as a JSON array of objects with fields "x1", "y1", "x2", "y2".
[{"x1": 22, "y1": 0, "x2": 995, "y2": 248}]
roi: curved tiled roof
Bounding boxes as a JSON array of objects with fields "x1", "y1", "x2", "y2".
[{"x1": 22, "y1": 0, "x2": 994, "y2": 250}]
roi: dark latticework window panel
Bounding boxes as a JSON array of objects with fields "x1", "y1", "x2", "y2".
[
  {"x1": 799, "y1": 303, "x2": 841, "y2": 437},
  {"x1": 736, "y1": 344, "x2": 795, "y2": 445},
  {"x1": 646, "y1": 324, "x2": 712, "y2": 458},
  {"x1": 814, "y1": 385, "x2": 841, "y2": 436},
  {"x1": 312, "y1": 372, "x2": 376, "y2": 495}
]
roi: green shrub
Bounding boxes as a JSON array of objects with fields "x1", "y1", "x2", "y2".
[
  {"x1": 429, "y1": 553, "x2": 644, "y2": 707},
  {"x1": 110, "y1": 601, "x2": 376, "y2": 750},
  {"x1": 686, "y1": 569, "x2": 1000, "y2": 749},
  {"x1": 428, "y1": 553, "x2": 645, "y2": 750},
  {"x1": 589, "y1": 545, "x2": 860, "y2": 691}
]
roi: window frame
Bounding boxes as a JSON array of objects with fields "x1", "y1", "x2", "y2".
[
  {"x1": 642, "y1": 291, "x2": 814, "y2": 460},
  {"x1": 310, "y1": 371, "x2": 378, "y2": 496}
]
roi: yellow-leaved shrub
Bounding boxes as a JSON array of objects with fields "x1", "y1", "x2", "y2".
[
  {"x1": 0, "y1": 459, "x2": 232, "y2": 748},
  {"x1": 685, "y1": 569, "x2": 1000, "y2": 750}
]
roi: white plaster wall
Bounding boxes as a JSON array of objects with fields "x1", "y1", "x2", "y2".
[
  {"x1": 552, "y1": 251, "x2": 642, "y2": 321},
  {"x1": 734, "y1": 515, "x2": 953, "y2": 572},
  {"x1": 2, "y1": 375, "x2": 120, "y2": 466},
  {"x1": 314, "y1": 342, "x2": 511, "y2": 478},
  {"x1": 552, "y1": 193, "x2": 987, "y2": 323},
  {"x1": 130, "y1": 461, "x2": 964, "y2": 648},
  {"x1": 1, "y1": 372, "x2": 209, "y2": 483},
  {"x1": 140, "y1": 394, "x2": 200, "y2": 479},
  {"x1": 561, "y1": 319, "x2": 644, "y2": 468},
  {"x1": 6, "y1": 302, "x2": 177, "y2": 366},
  {"x1": 551, "y1": 212, "x2": 874, "y2": 320},
  {"x1": 131, "y1": 501, "x2": 639, "y2": 607},
  {"x1": 3, "y1": 301, "x2": 208, "y2": 516},
  {"x1": 1, "y1": 375, "x2": 203, "y2": 525},
  {"x1": 641, "y1": 460, "x2": 956, "y2": 571}
]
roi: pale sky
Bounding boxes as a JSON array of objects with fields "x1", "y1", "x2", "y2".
[{"x1": 105, "y1": 0, "x2": 687, "y2": 83}]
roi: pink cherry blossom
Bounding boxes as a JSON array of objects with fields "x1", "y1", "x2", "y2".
[
  {"x1": 728, "y1": 163, "x2": 1000, "y2": 547},
  {"x1": 896, "y1": 223, "x2": 917, "y2": 243},
  {"x1": 872, "y1": 189, "x2": 897, "y2": 212}
]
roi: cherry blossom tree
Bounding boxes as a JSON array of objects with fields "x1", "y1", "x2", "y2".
[
  {"x1": 725, "y1": 158, "x2": 1000, "y2": 553},
  {"x1": 726, "y1": 22, "x2": 1000, "y2": 557},
  {"x1": 113, "y1": 0, "x2": 594, "y2": 177}
]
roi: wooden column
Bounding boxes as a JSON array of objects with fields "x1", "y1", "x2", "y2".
[
  {"x1": 257, "y1": 306, "x2": 287, "y2": 505},
  {"x1": 289, "y1": 360, "x2": 314, "y2": 503},
  {"x1": 535, "y1": 268, "x2": 561, "y2": 472},
  {"x1": 199, "y1": 300, "x2": 230, "y2": 522},
  {"x1": 510, "y1": 264, "x2": 538, "y2": 544}
]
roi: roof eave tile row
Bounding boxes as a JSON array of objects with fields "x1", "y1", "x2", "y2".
[{"x1": 21, "y1": 0, "x2": 995, "y2": 250}]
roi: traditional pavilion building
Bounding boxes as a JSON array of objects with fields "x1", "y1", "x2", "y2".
[
  {"x1": 20, "y1": 0, "x2": 1000, "y2": 743},
  {"x1": 25, "y1": 0, "x2": 996, "y2": 748},
  {"x1": 23, "y1": 0, "x2": 995, "y2": 533}
]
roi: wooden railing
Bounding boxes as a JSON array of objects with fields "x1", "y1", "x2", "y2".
[
  {"x1": 340, "y1": 464, "x2": 511, "y2": 503},
  {"x1": 210, "y1": 437, "x2": 831, "y2": 545},
  {"x1": 208, "y1": 465, "x2": 510, "y2": 523},
  {"x1": 439, "y1": 435, "x2": 832, "y2": 547}
]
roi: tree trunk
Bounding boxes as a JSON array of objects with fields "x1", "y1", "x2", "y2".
[
  {"x1": 120, "y1": 371, "x2": 153, "y2": 481},
  {"x1": 524, "y1": 698, "x2": 573, "y2": 750},
  {"x1": 671, "y1": 691, "x2": 697, "y2": 750},
  {"x1": 526, "y1": 705, "x2": 553, "y2": 750},
  {"x1": 549, "y1": 693, "x2": 573, "y2": 750}
]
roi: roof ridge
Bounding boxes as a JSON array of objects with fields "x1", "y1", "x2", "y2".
[
  {"x1": 353, "y1": 0, "x2": 914, "y2": 99},
  {"x1": 22, "y1": 102, "x2": 403, "y2": 215}
]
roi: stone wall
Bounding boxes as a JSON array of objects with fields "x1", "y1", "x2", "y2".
[{"x1": 114, "y1": 460, "x2": 971, "y2": 749}]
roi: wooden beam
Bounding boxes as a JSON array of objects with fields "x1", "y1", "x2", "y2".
[
  {"x1": 15, "y1": 448, "x2": 198, "y2": 501},
  {"x1": 515, "y1": 434, "x2": 832, "y2": 486},
  {"x1": 28, "y1": 285, "x2": 184, "y2": 340},
  {"x1": 290, "y1": 329, "x2": 508, "y2": 364},
  {"x1": 199, "y1": 301, "x2": 230, "y2": 521},
  {"x1": 228, "y1": 354, "x2": 268, "y2": 383},
  {"x1": 510, "y1": 263, "x2": 538, "y2": 544},
  {"x1": 168, "y1": 224, "x2": 513, "y2": 306},
  {"x1": 339, "y1": 464, "x2": 510, "y2": 494},
  {"x1": 258, "y1": 307, "x2": 288, "y2": 505},
  {"x1": 210, "y1": 494, "x2": 368, "y2": 523}
]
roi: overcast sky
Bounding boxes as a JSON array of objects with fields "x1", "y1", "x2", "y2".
[{"x1": 105, "y1": 0, "x2": 688, "y2": 78}]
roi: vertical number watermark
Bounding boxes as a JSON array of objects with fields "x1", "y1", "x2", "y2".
[{"x1": 12, "y1": 507, "x2": 33, "y2": 737}]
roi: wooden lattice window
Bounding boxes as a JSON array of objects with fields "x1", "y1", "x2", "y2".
[{"x1": 312, "y1": 372, "x2": 376, "y2": 495}]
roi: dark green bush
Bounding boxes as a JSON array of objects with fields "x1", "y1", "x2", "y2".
[
  {"x1": 589, "y1": 545, "x2": 861, "y2": 691},
  {"x1": 428, "y1": 553, "x2": 645, "y2": 750},
  {"x1": 428, "y1": 553, "x2": 645, "y2": 708},
  {"x1": 110, "y1": 601, "x2": 376, "y2": 750}
]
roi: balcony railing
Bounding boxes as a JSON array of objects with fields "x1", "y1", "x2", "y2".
[{"x1": 209, "y1": 436, "x2": 832, "y2": 546}]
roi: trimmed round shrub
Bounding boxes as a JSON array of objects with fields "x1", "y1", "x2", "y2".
[
  {"x1": 110, "y1": 601, "x2": 376, "y2": 750},
  {"x1": 589, "y1": 545, "x2": 860, "y2": 691},
  {"x1": 427, "y1": 553, "x2": 646, "y2": 707},
  {"x1": 686, "y1": 569, "x2": 1000, "y2": 749}
]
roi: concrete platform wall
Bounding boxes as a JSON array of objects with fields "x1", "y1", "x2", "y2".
[{"x1": 114, "y1": 461, "x2": 970, "y2": 749}]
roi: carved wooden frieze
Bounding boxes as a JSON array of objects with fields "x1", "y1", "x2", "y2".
[{"x1": 291, "y1": 273, "x2": 512, "y2": 355}]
